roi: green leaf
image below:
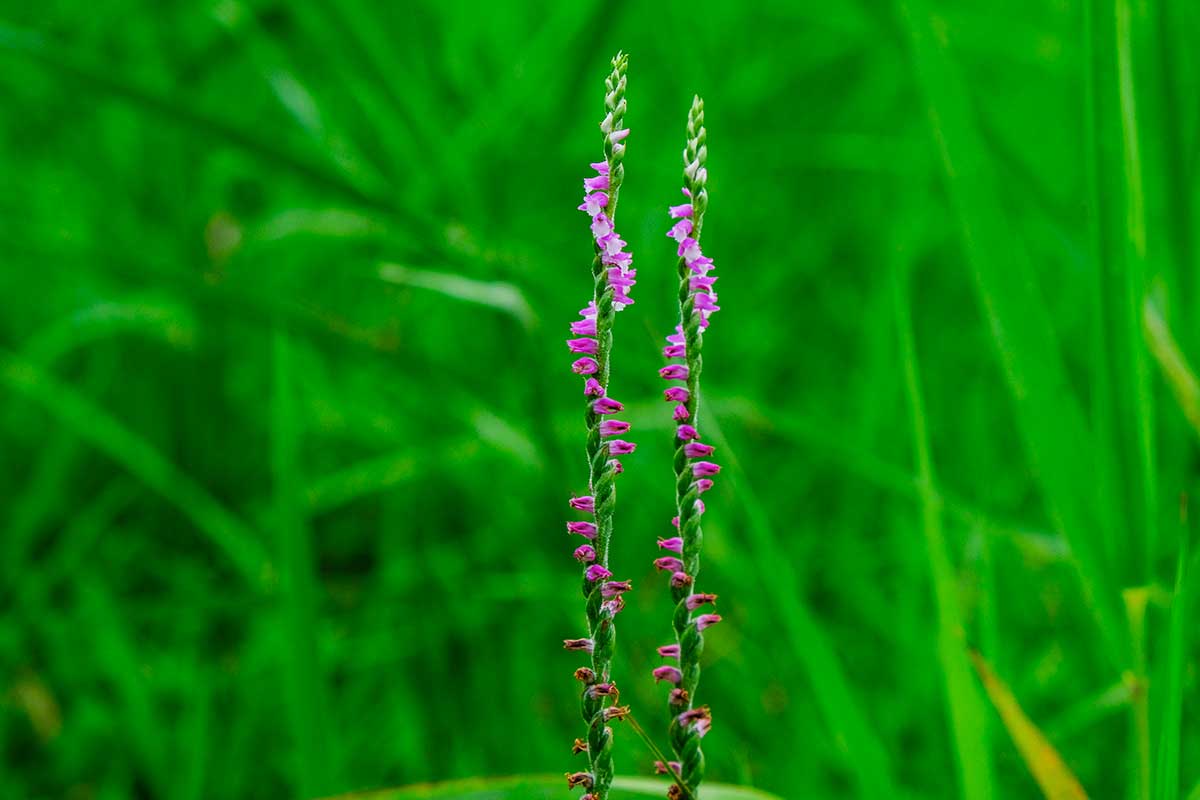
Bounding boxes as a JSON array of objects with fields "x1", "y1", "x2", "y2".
[
  {"x1": 325, "y1": 775, "x2": 784, "y2": 800},
  {"x1": 971, "y1": 652, "x2": 1091, "y2": 800}
]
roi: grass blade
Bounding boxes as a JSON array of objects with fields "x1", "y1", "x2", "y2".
[
  {"x1": 1152, "y1": 520, "x2": 1188, "y2": 800},
  {"x1": 272, "y1": 328, "x2": 332, "y2": 796},
  {"x1": 970, "y1": 651, "x2": 1090, "y2": 800},
  {"x1": 1143, "y1": 294, "x2": 1200, "y2": 439},
  {"x1": 0, "y1": 350, "x2": 270, "y2": 587},
  {"x1": 0, "y1": 21, "x2": 416, "y2": 227},
  {"x1": 704, "y1": 415, "x2": 896, "y2": 797},
  {"x1": 897, "y1": 0, "x2": 1130, "y2": 673},
  {"x1": 892, "y1": 247, "x2": 993, "y2": 800},
  {"x1": 379, "y1": 263, "x2": 536, "y2": 329}
]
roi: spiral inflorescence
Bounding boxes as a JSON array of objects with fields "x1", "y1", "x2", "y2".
[
  {"x1": 652, "y1": 95, "x2": 722, "y2": 800},
  {"x1": 563, "y1": 52, "x2": 635, "y2": 800}
]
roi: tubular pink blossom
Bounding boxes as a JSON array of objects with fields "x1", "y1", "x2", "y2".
[
  {"x1": 569, "y1": 496, "x2": 595, "y2": 512},
  {"x1": 677, "y1": 238, "x2": 702, "y2": 261},
  {"x1": 601, "y1": 580, "x2": 632, "y2": 598},
  {"x1": 598, "y1": 420, "x2": 631, "y2": 436},
  {"x1": 564, "y1": 638, "x2": 595, "y2": 652},
  {"x1": 670, "y1": 571, "x2": 693, "y2": 589},
  {"x1": 590, "y1": 213, "x2": 613, "y2": 238},
  {"x1": 589, "y1": 161, "x2": 610, "y2": 174},
  {"x1": 578, "y1": 193, "x2": 608, "y2": 215},
  {"x1": 686, "y1": 593, "x2": 718, "y2": 610},
  {"x1": 609, "y1": 458, "x2": 623, "y2": 474},
  {"x1": 602, "y1": 595, "x2": 625, "y2": 616},
  {"x1": 678, "y1": 706, "x2": 712, "y2": 737},
  {"x1": 663, "y1": 344, "x2": 686, "y2": 358},
  {"x1": 603, "y1": 250, "x2": 632, "y2": 268},
  {"x1": 592, "y1": 396, "x2": 624, "y2": 414},
  {"x1": 668, "y1": 203, "x2": 693, "y2": 218},
  {"x1": 684, "y1": 442, "x2": 714, "y2": 458},
  {"x1": 573, "y1": 545, "x2": 596, "y2": 563},
  {"x1": 694, "y1": 499, "x2": 706, "y2": 515},
  {"x1": 687, "y1": 255, "x2": 714, "y2": 273},
  {"x1": 694, "y1": 293, "x2": 720, "y2": 312},
  {"x1": 671, "y1": 516, "x2": 680, "y2": 528},
  {"x1": 693, "y1": 478, "x2": 714, "y2": 494},
  {"x1": 657, "y1": 536, "x2": 684, "y2": 553},
  {"x1": 692, "y1": 461, "x2": 721, "y2": 477},
  {"x1": 690, "y1": 274, "x2": 718, "y2": 291},
  {"x1": 694, "y1": 614, "x2": 722, "y2": 630},
  {"x1": 664, "y1": 387, "x2": 690, "y2": 403},
  {"x1": 654, "y1": 556, "x2": 684, "y2": 572},
  {"x1": 652, "y1": 666, "x2": 682, "y2": 684},
  {"x1": 659, "y1": 364, "x2": 689, "y2": 381},
  {"x1": 677, "y1": 425, "x2": 700, "y2": 440},
  {"x1": 583, "y1": 174, "x2": 610, "y2": 191},
  {"x1": 598, "y1": 233, "x2": 627, "y2": 256},
  {"x1": 567, "y1": 521, "x2": 598, "y2": 539},
  {"x1": 667, "y1": 218, "x2": 694, "y2": 241},
  {"x1": 568, "y1": 337, "x2": 598, "y2": 354},
  {"x1": 585, "y1": 564, "x2": 613, "y2": 582},
  {"x1": 570, "y1": 318, "x2": 598, "y2": 336},
  {"x1": 657, "y1": 644, "x2": 681, "y2": 659},
  {"x1": 606, "y1": 440, "x2": 636, "y2": 455},
  {"x1": 673, "y1": 404, "x2": 690, "y2": 421},
  {"x1": 583, "y1": 379, "x2": 604, "y2": 397},
  {"x1": 607, "y1": 267, "x2": 636, "y2": 287},
  {"x1": 572, "y1": 357, "x2": 599, "y2": 375}
]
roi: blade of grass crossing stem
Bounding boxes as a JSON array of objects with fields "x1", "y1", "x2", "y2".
[
  {"x1": 272, "y1": 328, "x2": 332, "y2": 796},
  {"x1": 897, "y1": 0, "x2": 1130, "y2": 674},
  {"x1": 891, "y1": 249, "x2": 993, "y2": 800},
  {"x1": 0, "y1": 350, "x2": 270, "y2": 587},
  {"x1": 702, "y1": 415, "x2": 896, "y2": 797},
  {"x1": 1143, "y1": 296, "x2": 1200, "y2": 439},
  {"x1": 1153, "y1": 519, "x2": 1189, "y2": 800},
  {"x1": 970, "y1": 651, "x2": 1090, "y2": 800}
]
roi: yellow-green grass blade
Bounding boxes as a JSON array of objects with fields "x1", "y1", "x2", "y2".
[
  {"x1": 1143, "y1": 294, "x2": 1200, "y2": 440},
  {"x1": 971, "y1": 652, "x2": 1090, "y2": 800}
]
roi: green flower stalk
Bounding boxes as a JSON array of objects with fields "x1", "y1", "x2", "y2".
[
  {"x1": 651, "y1": 96, "x2": 722, "y2": 800},
  {"x1": 562, "y1": 51, "x2": 635, "y2": 800}
]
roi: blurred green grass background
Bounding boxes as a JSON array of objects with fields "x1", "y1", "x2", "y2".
[{"x1": 1, "y1": 0, "x2": 1199, "y2": 798}]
